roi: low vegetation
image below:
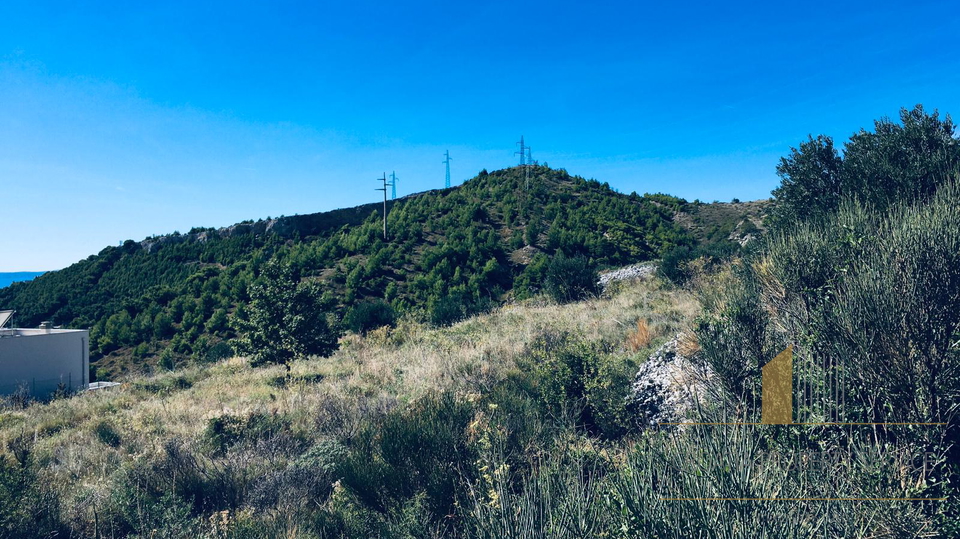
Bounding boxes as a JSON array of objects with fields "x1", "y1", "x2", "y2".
[{"x1": 0, "y1": 278, "x2": 697, "y2": 538}]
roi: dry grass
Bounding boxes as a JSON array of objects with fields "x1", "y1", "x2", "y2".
[
  {"x1": 626, "y1": 319, "x2": 653, "y2": 352},
  {"x1": 677, "y1": 330, "x2": 701, "y2": 357},
  {"x1": 0, "y1": 277, "x2": 698, "y2": 529}
]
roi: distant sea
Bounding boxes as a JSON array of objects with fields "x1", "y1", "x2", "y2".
[{"x1": 0, "y1": 272, "x2": 45, "y2": 289}]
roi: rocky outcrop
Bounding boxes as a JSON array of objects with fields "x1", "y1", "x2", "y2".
[
  {"x1": 140, "y1": 233, "x2": 190, "y2": 254},
  {"x1": 631, "y1": 334, "x2": 712, "y2": 427},
  {"x1": 136, "y1": 197, "x2": 402, "y2": 254},
  {"x1": 598, "y1": 263, "x2": 657, "y2": 290}
]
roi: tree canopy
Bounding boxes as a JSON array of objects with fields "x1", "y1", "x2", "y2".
[{"x1": 771, "y1": 105, "x2": 959, "y2": 225}]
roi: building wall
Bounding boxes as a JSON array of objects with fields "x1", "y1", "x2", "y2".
[{"x1": 0, "y1": 330, "x2": 89, "y2": 397}]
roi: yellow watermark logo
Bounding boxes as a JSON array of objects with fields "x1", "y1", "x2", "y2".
[{"x1": 761, "y1": 344, "x2": 792, "y2": 424}]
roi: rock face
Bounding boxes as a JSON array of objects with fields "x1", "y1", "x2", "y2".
[
  {"x1": 597, "y1": 263, "x2": 657, "y2": 290},
  {"x1": 631, "y1": 334, "x2": 711, "y2": 427},
  {"x1": 135, "y1": 193, "x2": 427, "y2": 255}
]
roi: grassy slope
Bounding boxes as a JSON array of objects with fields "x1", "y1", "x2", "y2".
[{"x1": 0, "y1": 278, "x2": 697, "y2": 531}]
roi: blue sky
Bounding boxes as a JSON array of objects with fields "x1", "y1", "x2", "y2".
[{"x1": 1, "y1": 0, "x2": 958, "y2": 271}]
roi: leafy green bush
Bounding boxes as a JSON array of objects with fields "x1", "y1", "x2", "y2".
[
  {"x1": 428, "y1": 293, "x2": 467, "y2": 327},
  {"x1": 346, "y1": 299, "x2": 396, "y2": 334},
  {"x1": 771, "y1": 105, "x2": 959, "y2": 226},
  {"x1": 544, "y1": 254, "x2": 598, "y2": 303},
  {"x1": 522, "y1": 332, "x2": 636, "y2": 439},
  {"x1": 233, "y1": 260, "x2": 340, "y2": 366},
  {"x1": 93, "y1": 419, "x2": 122, "y2": 448},
  {"x1": 202, "y1": 410, "x2": 299, "y2": 457}
]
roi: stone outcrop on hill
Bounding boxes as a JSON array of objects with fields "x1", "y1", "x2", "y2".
[
  {"x1": 631, "y1": 333, "x2": 712, "y2": 427},
  {"x1": 598, "y1": 263, "x2": 657, "y2": 290}
]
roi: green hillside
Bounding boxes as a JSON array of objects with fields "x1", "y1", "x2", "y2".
[{"x1": 0, "y1": 166, "x2": 751, "y2": 378}]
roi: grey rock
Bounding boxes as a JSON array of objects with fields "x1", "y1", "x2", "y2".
[
  {"x1": 631, "y1": 334, "x2": 712, "y2": 427},
  {"x1": 597, "y1": 263, "x2": 657, "y2": 290}
]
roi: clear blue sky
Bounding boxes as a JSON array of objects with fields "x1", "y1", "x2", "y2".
[{"x1": 1, "y1": 0, "x2": 958, "y2": 271}]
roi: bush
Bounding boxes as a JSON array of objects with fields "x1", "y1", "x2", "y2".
[
  {"x1": 233, "y1": 259, "x2": 340, "y2": 366},
  {"x1": 523, "y1": 332, "x2": 636, "y2": 439},
  {"x1": 544, "y1": 253, "x2": 598, "y2": 303},
  {"x1": 698, "y1": 185, "x2": 960, "y2": 426},
  {"x1": 346, "y1": 299, "x2": 396, "y2": 335},
  {"x1": 771, "y1": 105, "x2": 960, "y2": 226},
  {"x1": 613, "y1": 425, "x2": 938, "y2": 538},
  {"x1": 93, "y1": 420, "x2": 122, "y2": 448},
  {"x1": 202, "y1": 410, "x2": 300, "y2": 457},
  {"x1": 659, "y1": 242, "x2": 738, "y2": 285},
  {"x1": 429, "y1": 294, "x2": 467, "y2": 327},
  {"x1": 0, "y1": 436, "x2": 68, "y2": 537},
  {"x1": 247, "y1": 437, "x2": 347, "y2": 517},
  {"x1": 203, "y1": 340, "x2": 235, "y2": 364},
  {"x1": 339, "y1": 392, "x2": 476, "y2": 526}
]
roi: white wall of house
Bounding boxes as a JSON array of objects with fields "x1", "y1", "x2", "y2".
[{"x1": 0, "y1": 329, "x2": 89, "y2": 397}]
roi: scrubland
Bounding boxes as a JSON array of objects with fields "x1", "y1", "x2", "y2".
[{"x1": 1, "y1": 278, "x2": 699, "y2": 538}]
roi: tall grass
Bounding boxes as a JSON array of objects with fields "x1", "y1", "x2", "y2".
[{"x1": 0, "y1": 278, "x2": 698, "y2": 538}]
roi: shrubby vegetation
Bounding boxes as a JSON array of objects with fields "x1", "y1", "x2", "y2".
[
  {"x1": 770, "y1": 104, "x2": 959, "y2": 226},
  {"x1": 0, "y1": 166, "x2": 708, "y2": 378},
  {"x1": 657, "y1": 241, "x2": 738, "y2": 285},
  {"x1": 542, "y1": 253, "x2": 598, "y2": 303},
  {"x1": 232, "y1": 260, "x2": 339, "y2": 367},
  {"x1": 0, "y1": 277, "x2": 696, "y2": 538}
]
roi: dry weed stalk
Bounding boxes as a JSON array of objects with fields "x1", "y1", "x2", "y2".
[
  {"x1": 626, "y1": 319, "x2": 652, "y2": 352},
  {"x1": 677, "y1": 330, "x2": 701, "y2": 357}
]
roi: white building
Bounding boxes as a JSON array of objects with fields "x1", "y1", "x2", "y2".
[{"x1": 0, "y1": 311, "x2": 90, "y2": 398}]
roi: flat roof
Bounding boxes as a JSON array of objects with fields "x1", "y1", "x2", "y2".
[{"x1": 0, "y1": 328, "x2": 89, "y2": 338}]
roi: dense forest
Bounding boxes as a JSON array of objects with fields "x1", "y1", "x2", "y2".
[{"x1": 0, "y1": 166, "x2": 758, "y2": 378}]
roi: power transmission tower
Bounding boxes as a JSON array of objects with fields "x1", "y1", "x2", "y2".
[
  {"x1": 443, "y1": 150, "x2": 452, "y2": 188},
  {"x1": 390, "y1": 171, "x2": 399, "y2": 199},
  {"x1": 375, "y1": 172, "x2": 393, "y2": 239},
  {"x1": 516, "y1": 136, "x2": 532, "y2": 189},
  {"x1": 515, "y1": 136, "x2": 527, "y2": 166},
  {"x1": 525, "y1": 146, "x2": 533, "y2": 190}
]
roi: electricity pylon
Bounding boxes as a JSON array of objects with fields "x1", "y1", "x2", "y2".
[
  {"x1": 443, "y1": 150, "x2": 452, "y2": 188},
  {"x1": 390, "y1": 171, "x2": 399, "y2": 199},
  {"x1": 375, "y1": 172, "x2": 393, "y2": 239}
]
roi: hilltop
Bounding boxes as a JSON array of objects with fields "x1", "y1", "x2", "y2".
[{"x1": 0, "y1": 165, "x2": 761, "y2": 378}]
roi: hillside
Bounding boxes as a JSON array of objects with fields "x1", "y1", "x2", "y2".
[
  {"x1": 0, "y1": 276, "x2": 702, "y2": 538},
  {"x1": 673, "y1": 199, "x2": 769, "y2": 245},
  {"x1": 0, "y1": 274, "x2": 944, "y2": 537},
  {"x1": 0, "y1": 166, "x2": 758, "y2": 378}
]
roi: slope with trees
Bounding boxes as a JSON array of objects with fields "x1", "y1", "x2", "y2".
[{"x1": 0, "y1": 166, "x2": 748, "y2": 378}]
